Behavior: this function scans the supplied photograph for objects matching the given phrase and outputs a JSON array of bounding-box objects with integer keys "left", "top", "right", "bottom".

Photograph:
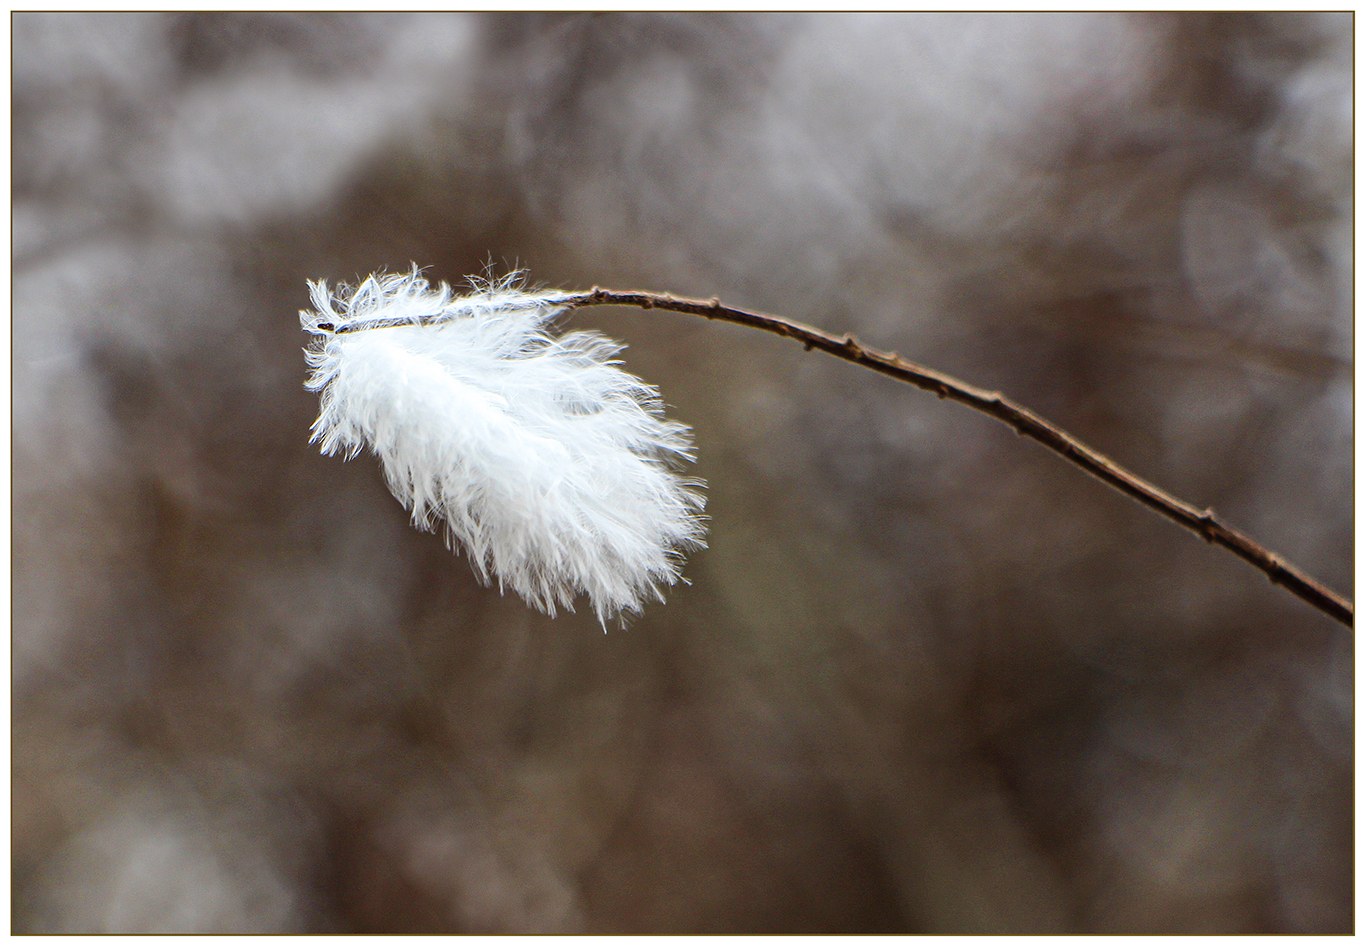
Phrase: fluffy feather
[{"left": 301, "top": 268, "right": 706, "bottom": 625}]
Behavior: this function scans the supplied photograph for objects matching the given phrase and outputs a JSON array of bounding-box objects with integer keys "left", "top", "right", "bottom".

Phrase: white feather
[{"left": 301, "top": 268, "right": 706, "bottom": 625}]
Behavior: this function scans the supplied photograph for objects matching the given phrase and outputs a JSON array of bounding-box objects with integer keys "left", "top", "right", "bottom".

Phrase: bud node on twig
[{"left": 1266, "top": 556, "right": 1286, "bottom": 583}]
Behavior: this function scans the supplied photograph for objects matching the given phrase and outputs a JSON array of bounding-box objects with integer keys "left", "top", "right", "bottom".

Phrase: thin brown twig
[
  {"left": 560, "top": 288, "right": 1352, "bottom": 630},
  {"left": 327, "top": 286, "right": 1353, "bottom": 629}
]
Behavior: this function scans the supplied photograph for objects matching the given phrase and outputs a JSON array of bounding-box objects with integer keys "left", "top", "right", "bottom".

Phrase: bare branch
[{"left": 557, "top": 288, "right": 1353, "bottom": 629}]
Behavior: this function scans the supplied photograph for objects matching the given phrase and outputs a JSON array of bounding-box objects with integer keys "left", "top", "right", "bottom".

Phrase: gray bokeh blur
[{"left": 12, "top": 12, "right": 1352, "bottom": 933}]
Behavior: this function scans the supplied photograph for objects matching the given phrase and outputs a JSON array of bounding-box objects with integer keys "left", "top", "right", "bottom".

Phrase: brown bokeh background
[{"left": 12, "top": 12, "right": 1352, "bottom": 933}]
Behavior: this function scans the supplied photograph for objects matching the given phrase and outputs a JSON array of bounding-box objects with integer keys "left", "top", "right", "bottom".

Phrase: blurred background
[{"left": 11, "top": 12, "right": 1353, "bottom": 933}]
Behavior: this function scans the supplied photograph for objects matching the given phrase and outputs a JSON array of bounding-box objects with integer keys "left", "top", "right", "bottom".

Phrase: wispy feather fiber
[{"left": 301, "top": 269, "right": 706, "bottom": 624}]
